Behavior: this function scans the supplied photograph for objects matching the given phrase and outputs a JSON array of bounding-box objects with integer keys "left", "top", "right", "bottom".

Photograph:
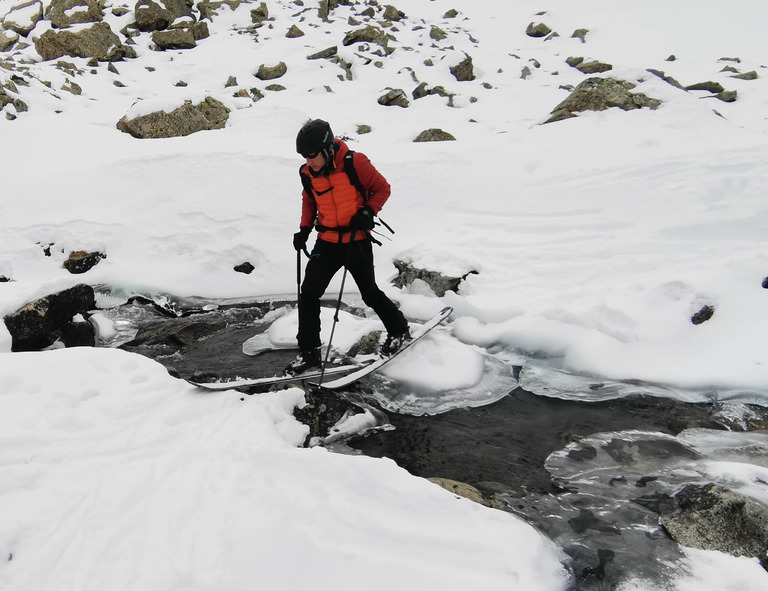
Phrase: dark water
[{"left": 101, "top": 292, "right": 768, "bottom": 590}]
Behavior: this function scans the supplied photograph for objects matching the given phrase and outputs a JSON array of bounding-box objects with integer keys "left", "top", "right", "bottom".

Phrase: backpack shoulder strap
[
  {"left": 343, "top": 150, "right": 370, "bottom": 201},
  {"left": 299, "top": 165, "right": 314, "bottom": 198}
]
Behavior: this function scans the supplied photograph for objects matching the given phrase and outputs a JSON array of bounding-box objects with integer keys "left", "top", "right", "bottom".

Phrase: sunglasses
[{"left": 303, "top": 152, "right": 319, "bottom": 159}]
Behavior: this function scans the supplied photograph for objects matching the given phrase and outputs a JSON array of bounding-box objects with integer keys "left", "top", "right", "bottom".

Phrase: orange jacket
[{"left": 299, "top": 139, "right": 391, "bottom": 244}]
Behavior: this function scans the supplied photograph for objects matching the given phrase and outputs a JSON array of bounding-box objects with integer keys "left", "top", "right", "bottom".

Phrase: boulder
[
  {"left": 34, "top": 22, "right": 135, "bottom": 62},
  {"left": 662, "top": 484, "right": 768, "bottom": 569},
  {"left": 63, "top": 250, "right": 105, "bottom": 274},
  {"left": 391, "top": 260, "right": 477, "bottom": 296},
  {"left": 450, "top": 54, "right": 475, "bottom": 81},
  {"left": 413, "top": 128, "right": 455, "bottom": 142},
  {"left": 152, "top": 27, "right": 196, "bottom": 49},
  {"left": 377, "top": 88, "right": 408, "bottom": 107},
  {"left": 3, "top": 284, "right": 96, "bottom": 351},
  {"left": 46, "top": 0, "right": 104, "bottom": 29},
  {"left": 135, "top": 0, "right": 195, "bottom": 32},
  {"left": 546, "top": 77, "right": 662, "bottom": 123},
  {"left": 255, "top": 61, "right": 287, "bottom": 80},
  {"left": 116, "top": 96, "right": 230, "bottom": 138},
  {"left": 382, "top": 5, "right": 404, "bottom": 21},
  {"left": 2, "top": 0, "right": 43, "bottom": 37},
  {"left": 0, "top": 28, "right": 19, "bottom": 52},
  {"left": 526, "top": 22, "right": 551, "bottom": 38},
  {"left": 342, "top": 24, "right": 390, "bottom": 53}
]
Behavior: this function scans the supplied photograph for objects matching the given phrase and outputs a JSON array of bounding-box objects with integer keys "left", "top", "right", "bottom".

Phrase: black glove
[
  {"left": 293, "top": 227, "right": 311, "bottom": 251},
  {"left": 349, "top": 205, "right": 375, "bottom": 232}
]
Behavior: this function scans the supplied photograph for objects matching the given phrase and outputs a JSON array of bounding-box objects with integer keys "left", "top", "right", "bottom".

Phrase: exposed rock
[
  {"left": 135, "top": 0, "right": 195, "bottom": 32},
  {"left": 449, "top": 53, "right": 475, "bottom": 81},
  {"left": 391, "top": 260, "right": 477, "bottom": 296},
  {"left": 190, "top": 21, "right": 209, "bottom": 40},
  {"left": 428, "top": 478, "right": 494, "bottom": 507},
  {"left": 413, "top": 128, "right": 455, "bottom": 142},
  {"left": 685, "top": 81, "right": 725, "bottom": 93},
  {"left": 0, "top": 28, "right": 19, "bottom": 52},
  {"left": 3, "top": 284, "right": 96, "bottom": 351},
  {"left": 63, "top": 250, "right": 105, "bottom": 274},
  {"left": 377, "top": 87, "right": 408, "bottom": 107},
  {"left": 347, "top": 330, "right": 382, "bottom": 356},
  {"left": 762, "top": 276, "right": 768, "bottom": 289},
  {"left": 294, "top": 386, "right": 360, "bottom": 446},
  {"left": 250, "top": 1, "right": 268, "bottom": 26},
  {"left": 731, "top": 70, "right": 758, "bottom": 81},
  {"left": 61, "top": 79, "right": 82, "bottom": 95},
  {"left": 286, "top": 24, "right": 304, "bottom": 38},
  {"left": 234, "top": 262, "right": 254, "bottom": 274},
  {"left": 661, "top": 484, "right": 768, "bottom": 569},
  {"left": 124, "top": 317, "right": 225, "bottom": 349},
  {"left": 46, "top": 0, "right": 103, "bottom": 29},
  {"left": 342, "top": 24, "right": 390, "bottom": 53},
  {"left": 525, "top": 22, "right": 551, "bottom": 38},
  {"left": 647, "top": 68, "right": 684, "bottom": 90},
  {"left": 116, "top": 96, "right": 230, "bottom": 138},
  {"left": 545, "top": 77, "right": 662, "bottom": 124},
  {"left": 572, "top": 28, "right": 588, "bottom": 43},
  {"left": 429, "top": 25, "right": 447, "bottom": 41},
  {"left": 567, "top": 57, "right": 613, "bottom": 74},
  {"left": 3, "top": 0, "right": 43, "bottom": 37},
  {"left": 34, "top": 22, "right": 135, "bottom": 62},
  {"left": 715, "top": 90, "right": 738, "bottom": 103},
  {"left": 307, "top": 46, "right": 337, "bottom": 60},
  {"left": 356, "top": 124, "right": 371, "bottom": 134},
  {"left": 255, "top": 61, "right": 287, "bottom": 80},
  {"left": 691, "top": 305, "right": 715, "bottom": 325},
  {"left": 152, "top": 28, "right": 196, "bottom": 49},
  {"left": 382, "top": 5, "right": 404, "bottom": 21}
]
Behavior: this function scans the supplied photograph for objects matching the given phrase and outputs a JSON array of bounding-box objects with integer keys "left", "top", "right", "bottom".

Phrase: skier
[{"left": 286, "top": 119, "right": 411, "bottom": 375}]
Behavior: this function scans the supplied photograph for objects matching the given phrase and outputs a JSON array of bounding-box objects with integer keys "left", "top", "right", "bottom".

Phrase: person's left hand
[{"left": 350, "top": 205, "right": 375, "bottom": 231}]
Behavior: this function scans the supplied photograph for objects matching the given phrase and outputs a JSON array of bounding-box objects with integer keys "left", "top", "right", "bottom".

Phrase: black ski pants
[{"left": 297, "top": 237, "right": 408, "bottom": 351}]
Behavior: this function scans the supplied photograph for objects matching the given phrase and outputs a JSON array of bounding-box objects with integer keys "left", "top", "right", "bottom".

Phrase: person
[{"left": 286, "top": 119, "right": 411, "bottom": 375}]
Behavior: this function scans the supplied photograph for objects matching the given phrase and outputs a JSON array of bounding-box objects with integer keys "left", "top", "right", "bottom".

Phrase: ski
[
  {"left": 188, "top": 362, "right": 367, "bottom": 391},
  {"left": 312, "top": 306, "right": 453, "bottom": 390}
]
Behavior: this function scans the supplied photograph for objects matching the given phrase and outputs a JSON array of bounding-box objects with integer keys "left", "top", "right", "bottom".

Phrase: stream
[{"left": 95, "top": 287, "right": 768, "bottom": 590}]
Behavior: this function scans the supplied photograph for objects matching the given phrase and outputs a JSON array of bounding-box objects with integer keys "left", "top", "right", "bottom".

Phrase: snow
[{"left": 2, "top": 0, "right": 768, "bottom": 588}]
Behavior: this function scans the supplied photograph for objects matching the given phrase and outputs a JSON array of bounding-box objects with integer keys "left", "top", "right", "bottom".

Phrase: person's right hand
[{"left": 293, "top": 227, "right": 312, "bottom": 251}]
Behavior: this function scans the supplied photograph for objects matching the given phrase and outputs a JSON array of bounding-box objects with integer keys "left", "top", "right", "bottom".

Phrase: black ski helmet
[{"left": 296, "top": 119, "right": 334, "bottom": 158}]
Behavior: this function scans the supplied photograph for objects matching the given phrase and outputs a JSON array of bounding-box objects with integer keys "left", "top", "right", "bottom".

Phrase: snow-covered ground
[{"left": 2, "top": 0, "right": 768, "bottom": 588}]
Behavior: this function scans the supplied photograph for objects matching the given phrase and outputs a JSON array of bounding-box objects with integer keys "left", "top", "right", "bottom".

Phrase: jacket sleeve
[
  {"left": 353, "top": 152, "right": 391, "bottom": 214},
  {"left": 299, "top": 171, "right": 317, "bottom": 228}
]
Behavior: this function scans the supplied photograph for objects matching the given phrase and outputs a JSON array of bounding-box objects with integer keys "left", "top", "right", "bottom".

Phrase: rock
[
  {"left": 34, "top": 22, "right": 135, "bottom": 62},
  {"left": 413, "top": 128, "right": 456, "bottom": 142},
  {"left": 255, "top": 61, "right": 287, "bottom": 80},
  {"left": 152, "top": 28, "right": 196, "bottom": 49},
  {"left": 762, "top": 277, "right": 768, "bottom": 289},
  {"left": 46, "top": 0, "right": 103, "bottom": 29},
  {"left": 286, "top": 24, "right": 304, "bottom": 38},
  {"left": 685, "top": 81, "right": 725, "bottom": 93},
  {"left": 731, "top": 70, "right": 758, "bottom": 80},
  {"left": 356, "top": 124, "right": 371, "bottom": 134},
  {"left": 449, "top": 53, "right": 475, "bottom": 81},
  {"left": 3, "top": 0, "right": 43, "bottom": 37},
  {"left": 429, "top": 25, "right": 447, "bottom": 41},
  {"left": 307, "top": 46, "right": 337, "bottom": 60},
  {"left": 250, "top": 1, "right": 268, "bottom": 26},
  {"left": 428, "top": 478, "right": 492, "bottom": 507},
  {"left": 691, "top": 305, "right": 715, "bottom": 325},
  {"left": 545, "top": 77, "right": 662, "bottom": 124},
  {"left": 391, "top": 260, "right": 477, "bottom": 296},
  {"left": 346, "top": 330, "right": 382, "bottom": 356},
  {"left": 661, "top": 484, "right": 768, "bottom": 568},
  {"left": 60, "top": 317, "right": 96, "bottom": 347},
  {"left": 377, "top": 88, "right": 409, "bottom": 107},
  {"left": 575, "top": 60, "right": 612, "bottom": 74},
  {"left": 116, "top": 96, "right": 230, "bottom": 138},
  {"left": 293, "top": 386, "right": 360, "bottom": 446},
  {"left": 234, "top": 262, "right": 254, "bottom": 274},
  {"left": 525, "top": 22, "right": 551, "bottom": 38},
  {"left": 342, "top": 24, "right": 389, "bottom": 53},
  {"left": 0, "top": 28, "right": 19, "bottom": 52},
  {"left": 647, "top": 69, "right": 684, "bottom": 90},
  {"left": 572, "top": 28, "right": 588, "bottom": 43},
  {"left": 63, "top": 250, "right": 105, "bottom": 274},
  {"left": 715, "top": 90, "right": 738, "bottom": 103},
  {"left": 135, "top": 0, "right": 195, "bottom": 32},
  {"left": 3, "top": 284, "right": 96, "bottom": 351},
  {"left": 382, "top": 5, "right": 404, "bottom": 21}
]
